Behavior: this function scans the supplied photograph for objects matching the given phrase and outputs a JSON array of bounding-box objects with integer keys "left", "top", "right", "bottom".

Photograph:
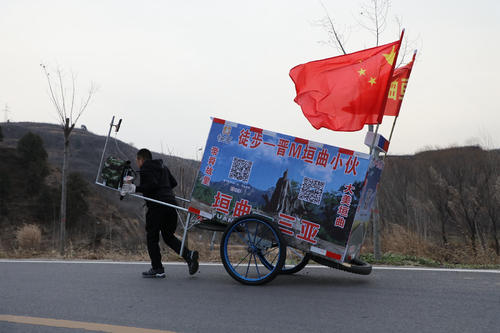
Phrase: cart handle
[{"left": 95, "top": 182, "right": 189, "bottom": 212}]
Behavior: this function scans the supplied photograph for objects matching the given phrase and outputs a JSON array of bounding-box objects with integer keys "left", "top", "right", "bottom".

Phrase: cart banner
[
  {"left": 190, "top": 118, "right": 372, "bottom": 249},
  {"left": 354, "top": 158, "right": 384, "bottom": 224},
  {"left": 345, "top": 157, "right": 385, "bottom": 260}
]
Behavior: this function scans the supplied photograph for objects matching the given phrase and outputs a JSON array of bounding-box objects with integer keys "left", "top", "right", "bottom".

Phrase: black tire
[
  {"left": 220, "top": 214, "right": 286, "bottom": 285},
  {"left": 346, "top": 258, "right": 372, "bottom": 275},
  {"left": 310, "top": 256, "right": 372, "bottom": 275},
  {"left": 280, "top": 248, "right": 311, "bottom": 275}
]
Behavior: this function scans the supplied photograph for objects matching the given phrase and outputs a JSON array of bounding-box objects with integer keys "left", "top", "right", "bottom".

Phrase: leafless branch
[
  {"left": 74, "top": 83, "right": 96, "bottom": 125},
  {"left": 394, "top": 16, "right": 417, "bottom": 67},
  {"left": 318, "top": 1, "right": 347, "bottom": 55},
  {"left": 40, "top": 64, "right": 64, "bottom": 124},
  {"left": 40, "top": 64, "right": 96, "bottom": 133},
  {"left": 357, "top": 0, "right": 390, "bottom": 46},
  {"left": 57, "top": 68, "right": 67, "bottom": 121},
  {"left": 70, "top": 72, "right": 76, "bottom": 122}
]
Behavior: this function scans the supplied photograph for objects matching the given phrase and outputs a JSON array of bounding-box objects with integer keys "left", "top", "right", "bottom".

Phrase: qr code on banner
[
  {"left": 229, "top": 157, "right": 253, "bottom": 182},
  {"left": 298, "top": 177, "right": 325, "bottom": 205}
]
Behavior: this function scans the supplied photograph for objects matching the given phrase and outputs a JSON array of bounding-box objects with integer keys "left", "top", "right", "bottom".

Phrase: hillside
[
  {"left": 375, "top": 145, "right": 500, "bottom": 264},
  {"left": 1, "top": 122, "right": 197, "bottom": 182}
]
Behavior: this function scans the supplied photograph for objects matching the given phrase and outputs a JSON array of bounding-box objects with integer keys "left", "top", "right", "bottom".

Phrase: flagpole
[
  {"left": 383, "top": 116, "right": 398, "bottom": 159},
  {"left": 383, "top": 50, "right": 417, "bottom": 160},
  {"left": 369, "top": 29, "right": 405, "bottom": 156}
]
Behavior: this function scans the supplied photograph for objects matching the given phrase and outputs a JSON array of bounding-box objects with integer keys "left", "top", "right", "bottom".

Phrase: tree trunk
[
  {"left": 492, "top": 220, "right": 500, "bottom": 256},
  {"left": 487, "top": 209, "right": 500, "bottom": 256},
  {"left": 441, "top": 218, "right": 448, "bottom": 245},
  {"left": 476, "top": 220, "right": 487, "bottom": 252},
  {"left": 59, "top": 136, "right": 69, "bottom": 255},
  {"left": 470, "top": 227, "right": 477, "bottom": 255}
]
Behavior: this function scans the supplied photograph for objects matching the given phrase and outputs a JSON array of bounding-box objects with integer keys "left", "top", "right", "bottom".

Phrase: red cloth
[
  {"left": 383, "top": 55, "right": 415, "bottom": 117},
  {"left": 290, "top": 39, "right": 401, "bottom": 131}
]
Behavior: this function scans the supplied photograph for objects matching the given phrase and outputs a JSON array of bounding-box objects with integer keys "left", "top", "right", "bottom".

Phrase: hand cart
[{"left": 95, "top": 116, "right": 386, "bottom": 285}]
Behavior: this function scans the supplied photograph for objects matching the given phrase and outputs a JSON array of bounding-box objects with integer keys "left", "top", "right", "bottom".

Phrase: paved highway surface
[{"left": 1, "top": 260, "right": 499, "bottom": 333}]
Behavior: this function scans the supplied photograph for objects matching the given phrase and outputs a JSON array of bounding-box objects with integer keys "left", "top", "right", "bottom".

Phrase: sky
[{"left": 1, "top": 0, "right": 499, "bottom": 160}]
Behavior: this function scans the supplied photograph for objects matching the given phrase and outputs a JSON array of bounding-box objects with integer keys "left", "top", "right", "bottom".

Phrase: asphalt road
[{"left": 0, "top": 260, "right": 499, "bottom": 333}]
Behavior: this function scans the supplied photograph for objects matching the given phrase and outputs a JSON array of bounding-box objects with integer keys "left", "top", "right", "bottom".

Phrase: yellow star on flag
[
  {"left": 357, "top": 68, "right": 366, "bottom": 76},
  {"left": 383, "top": 46, "right": 396, "bottom": 65},
  {"left": 368, "top": 77, "right": 376, "bottom": 86}
]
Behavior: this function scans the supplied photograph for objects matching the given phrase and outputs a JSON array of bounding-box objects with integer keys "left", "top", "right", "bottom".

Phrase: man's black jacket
[{"left": 136, "top": 159, "right": 177, "bottom": 207}]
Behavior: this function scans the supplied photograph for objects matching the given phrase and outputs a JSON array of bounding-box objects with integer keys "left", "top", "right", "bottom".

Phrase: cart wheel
[
  {"left": 310, "top": 255, "right": 372, "bottom": 275},
  {"left": 260, "top": 247, "right": 310, "bottom": 275},
  {"left": 280, "top": 248, "right": 311, "bottom": 275},
  {"left": 220, "top": 214, "right": 286, "bottom": 285}
]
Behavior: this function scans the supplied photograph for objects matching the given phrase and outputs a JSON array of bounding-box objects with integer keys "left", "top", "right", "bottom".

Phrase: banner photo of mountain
[{"left": 190, "top": 118, "right": 375, "bottom": 256}]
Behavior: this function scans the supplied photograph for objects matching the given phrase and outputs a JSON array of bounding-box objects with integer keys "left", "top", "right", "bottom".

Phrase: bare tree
[
  {"left": 476, "top": 135, "right": 500, "bottom": 255},
  {"left": 426, "top": 166, "right": 460, "bottom": 246},
  {"left": 159, "top": 144, "right": 200, "bottom": 204},
  {"left": 40, "top": 64, "right": 96, "bottom": 255},
  {"left": 476, "top": 151, "right": 500, "bottom": 255},
  {"left": 492, "top": 176, "right": 500, "bottom": 255}
]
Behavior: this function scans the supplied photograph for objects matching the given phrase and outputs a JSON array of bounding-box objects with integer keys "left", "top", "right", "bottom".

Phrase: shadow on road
[{"left": 185, "top": 265, "right": 374, "bottom": 289}]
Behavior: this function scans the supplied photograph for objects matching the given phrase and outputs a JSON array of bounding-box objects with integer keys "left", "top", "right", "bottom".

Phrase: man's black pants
[{"left": 145, "top": 204, "right": 189, "bottom": 270}]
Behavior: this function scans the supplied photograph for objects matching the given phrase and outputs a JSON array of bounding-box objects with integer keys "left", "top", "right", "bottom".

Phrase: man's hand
[{"left": 120, "top": 183, "right": 136, "bottom": 197}]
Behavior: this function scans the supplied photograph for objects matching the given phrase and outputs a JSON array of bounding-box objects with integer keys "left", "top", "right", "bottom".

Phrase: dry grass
[
  {"left": 16, "top": 224, "right": 42, "bottom": 252},
  {"left": 3, "top": 222, "right": 499, "bottom": 267},
  {"left": 362, "top": 223, "right": 499, "bottom": 266}
]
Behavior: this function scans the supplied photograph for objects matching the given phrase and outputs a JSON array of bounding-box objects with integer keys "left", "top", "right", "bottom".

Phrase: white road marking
[{"left": 0, "top": 259, "right": 499, "bottom": 273}]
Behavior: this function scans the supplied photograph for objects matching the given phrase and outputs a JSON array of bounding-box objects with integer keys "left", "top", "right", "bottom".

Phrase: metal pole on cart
[
  {"left": 384, "top": 50, "right": 417, "bottom": 160},
  {"left": 95, "top": 116, "right": 122, "bottom": 184},
  {"left": 383, "top": 116, "right": 399, "bottom": 160},
  {"left": 95, "top": 116, "right": 194, "bottom": 259},
  {"left": 368, "top": 124, "right": 382, "bottom": 260}
]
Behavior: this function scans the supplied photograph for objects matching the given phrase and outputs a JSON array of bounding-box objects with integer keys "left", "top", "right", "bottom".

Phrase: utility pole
[{"left": 3, "top": 104, "right": 10, "bottom": 122}]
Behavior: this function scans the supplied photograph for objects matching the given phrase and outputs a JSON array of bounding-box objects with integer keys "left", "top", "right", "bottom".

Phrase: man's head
[{"left": 136, "top": 148, "right": 152, "bottom": 168}]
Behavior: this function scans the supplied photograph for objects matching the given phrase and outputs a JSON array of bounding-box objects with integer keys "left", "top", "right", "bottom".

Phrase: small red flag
[
  {"left": 383, "top": 53, "right": 415, "bottom": 117},
  {"left": 290, "top": 38, "right": 402, "bottom": 132}
]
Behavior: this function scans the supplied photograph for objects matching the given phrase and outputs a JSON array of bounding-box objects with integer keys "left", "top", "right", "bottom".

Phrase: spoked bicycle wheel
[
  {"left": 220, "top": 214, "right": 286, "bottom": 285},
  {"left": 261, "top": 247, "right": 310, "bottom": 274},
  {"left": 280, "top": 248, "right": 311, "bottom": 275}
]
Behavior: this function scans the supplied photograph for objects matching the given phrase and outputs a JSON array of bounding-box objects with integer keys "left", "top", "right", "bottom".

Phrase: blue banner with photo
[{"left": 190, "top": 118, "right": 372, "bottom": 248}]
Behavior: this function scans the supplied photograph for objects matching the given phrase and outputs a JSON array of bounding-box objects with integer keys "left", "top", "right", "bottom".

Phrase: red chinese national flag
[
  {"left": 383, "top": 53, "right": 415, "bottom": 117},
  {"left": 290, "top": 38, "right": 402, "bottom": 132}
]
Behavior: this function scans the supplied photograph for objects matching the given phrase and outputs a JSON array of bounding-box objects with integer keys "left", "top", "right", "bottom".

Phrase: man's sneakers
[
  {"left": 186, "top": 250, "right": 199, "bottom": 275},
  {"left": 142, "top": 251, "right": 199, "bottom": 278},
  {"left": 142, "top": 267, "right": 166, "bottom": 278}
]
